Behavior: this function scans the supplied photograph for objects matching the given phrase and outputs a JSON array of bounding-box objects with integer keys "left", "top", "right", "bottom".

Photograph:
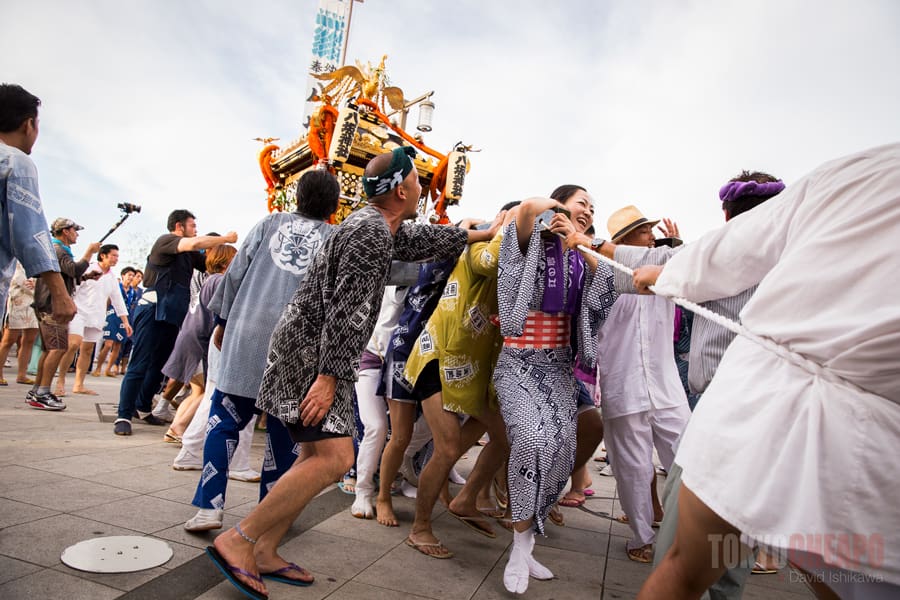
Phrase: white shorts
[{"left": 68, "top": 313, "right": 103, "bottom": 343}]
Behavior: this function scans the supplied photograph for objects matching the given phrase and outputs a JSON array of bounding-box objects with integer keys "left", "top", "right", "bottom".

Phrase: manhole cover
[{"left": 61, "top": 536, "right": 173, "bottom": 573}]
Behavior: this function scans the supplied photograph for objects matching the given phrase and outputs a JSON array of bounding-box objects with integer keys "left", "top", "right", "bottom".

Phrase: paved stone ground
[{"left": 0, "top": 365, "right": 816, "bottom": 599}]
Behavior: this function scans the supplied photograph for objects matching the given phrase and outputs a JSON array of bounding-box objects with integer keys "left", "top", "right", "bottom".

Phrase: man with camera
[{"left": 114, "top": 210, "right": 236, "bottom": 436}]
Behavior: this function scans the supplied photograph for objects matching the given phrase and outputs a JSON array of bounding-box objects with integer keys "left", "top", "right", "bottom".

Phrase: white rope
[{"left": 568, "top": 238, "right": 869, "bottom": 395}]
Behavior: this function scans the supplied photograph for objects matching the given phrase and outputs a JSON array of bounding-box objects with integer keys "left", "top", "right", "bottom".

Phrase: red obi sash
[{"left": 503, "top": 311, "right": 570, "bottom": 349}]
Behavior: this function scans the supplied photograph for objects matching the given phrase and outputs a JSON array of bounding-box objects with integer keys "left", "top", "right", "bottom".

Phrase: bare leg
[
  {"left": 564, "top": 408, "right": 604, "bottom": 504},
  {"left": 409, "top": 392, "right": 463, "bottom": 554},
  {"left": 168, "top": 376, "right": 205, "bottom": 436},
  {"left": 637, "top": 484, "right": 749, "bottom": 599},
  {"left": 72, "top": 341, "right": 96, "bottom": 393},
  {"left": 376, "top": 399, "right": 416, "bottom": 527},
  {"left": 449, "top": 406, "right": 508, "bottom": 522},
  {"left": 38, "top": 349, "right": 66, "bottom": 389},
  {"left": 0, "top": 327, "right": 18, "bottom": 374},
  {"left": 55, "top": 334, "right": 82, "bottom": 395},
  {"left": 162, "top": 377, "right": 184, "bottom": 403},
  {"left": 212, "top": 436, "right": 354, "bottom": 597},
  {"left": 651, "top": 472, "right": 664, "bottom": 521},
  {"left": 33, "top": 348, "right": 48, "bottom": 389},
  {"left": 93, "top": 341, "right": 112, "bottom": 376},
  {"left": 15, "top": 329, "right": 37, "bottom": 382},
  {"left": 104, "top": 342, "right": 121, "bottom": 374}
]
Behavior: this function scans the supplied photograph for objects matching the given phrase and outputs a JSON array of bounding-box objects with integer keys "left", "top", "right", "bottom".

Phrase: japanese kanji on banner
[{"left": 303, "top": 0, "right": 353, "bottom": 130}]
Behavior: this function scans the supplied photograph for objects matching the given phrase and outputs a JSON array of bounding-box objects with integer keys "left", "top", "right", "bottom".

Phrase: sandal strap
[
  {"left": 228, "top": 563, "right": 264, "bottom": 583},
  {"left": 268, "top": 562, "right": 306, "bottom": 575}
]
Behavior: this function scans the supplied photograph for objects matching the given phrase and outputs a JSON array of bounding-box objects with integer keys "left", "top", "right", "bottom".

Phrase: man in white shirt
[
  {"left": 56, "top": 244, "right": 131, "bottom": 396},
  {"left": 595, "top": 205, "right": 691, "bottom": 564},
  {"left": 634, "top": 143, "right": 900, "bottom": 599}
]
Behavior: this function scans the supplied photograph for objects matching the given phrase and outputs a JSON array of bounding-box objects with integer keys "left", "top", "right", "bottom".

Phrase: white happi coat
[{"left": 653, "top": 143, "right": 900, "bottom": 584}]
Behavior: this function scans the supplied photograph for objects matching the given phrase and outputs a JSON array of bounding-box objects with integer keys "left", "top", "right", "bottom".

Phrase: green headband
[{"left": 362, "top": 146, "right": 417, "bottom": 198}]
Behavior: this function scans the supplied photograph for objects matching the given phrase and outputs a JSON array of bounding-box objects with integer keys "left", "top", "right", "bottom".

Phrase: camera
[{"left": 117, "top": 202, "right": 142, "bottom": 214}]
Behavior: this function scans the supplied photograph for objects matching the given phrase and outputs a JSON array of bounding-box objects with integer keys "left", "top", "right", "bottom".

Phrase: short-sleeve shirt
[
  {"left": 0, "top": 142, "right": 58, "bottom": 324},
  {"left": 143, "top": 233, "right": 205, "bottom": 288}
]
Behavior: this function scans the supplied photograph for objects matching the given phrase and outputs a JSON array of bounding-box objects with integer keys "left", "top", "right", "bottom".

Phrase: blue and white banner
[{"left": 303, "top": 0, "right": 353, "bottom": 129}]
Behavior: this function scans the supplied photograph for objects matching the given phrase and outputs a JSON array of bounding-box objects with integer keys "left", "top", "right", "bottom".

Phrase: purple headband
[{"left": 718, "top": 180, "right": 785, "bottom": 202}]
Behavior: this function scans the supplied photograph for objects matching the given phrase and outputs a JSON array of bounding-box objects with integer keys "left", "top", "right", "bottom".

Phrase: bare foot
[
  {"left": 376, "top": 497, "right": 398, "bottom": 527},
  {"left": 406, "top": 530, "right": 453, "bottom": 558},
  {"left": 212, "top": 528, "right": 267, "bottom": 597},
  {"left": 72, "top": 387, "right": 98, "bottom": 395},
  {"left": 90, "top": 370, "right": 101, "bottom": 377},
  {"left": 54, "top": 385, "right": 66, "bottom": 397}
]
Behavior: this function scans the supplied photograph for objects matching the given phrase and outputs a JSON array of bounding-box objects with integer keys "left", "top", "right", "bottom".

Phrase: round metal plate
[{"left": 61, "top": 536, "right": 173, "bottom": 573}]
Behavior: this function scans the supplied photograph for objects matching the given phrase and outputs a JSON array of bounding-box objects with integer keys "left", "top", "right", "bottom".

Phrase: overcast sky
[{"left": 3, "top": 0, "right": 899, "bottom": 266}]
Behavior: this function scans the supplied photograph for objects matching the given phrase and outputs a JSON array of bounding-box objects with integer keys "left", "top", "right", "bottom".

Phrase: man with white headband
[{"left": 204, "top": 146, "right": 497, "bottom": 600}]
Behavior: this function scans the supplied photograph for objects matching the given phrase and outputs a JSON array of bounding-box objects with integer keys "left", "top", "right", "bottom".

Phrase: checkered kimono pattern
[
  {"left": 256, "top": 206, "right": 468, "bottom": 437},
  {"left": 494, "top": 220, "right": 617, "bottom": 534}
]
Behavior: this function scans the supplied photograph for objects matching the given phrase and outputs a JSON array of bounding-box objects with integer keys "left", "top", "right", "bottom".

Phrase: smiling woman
[{"left": 492, "top": 184, "right": 616, "bottom": 594}]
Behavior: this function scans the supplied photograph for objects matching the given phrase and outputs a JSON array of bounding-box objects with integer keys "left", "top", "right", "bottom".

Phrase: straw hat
[{"left": 607, "top": 205, "right": 659, "bottom": 243}]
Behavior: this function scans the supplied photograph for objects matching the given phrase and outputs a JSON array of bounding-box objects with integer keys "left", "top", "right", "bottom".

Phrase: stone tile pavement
[{"left": 0, "top": 367, "right": 816, "bottom": 599}]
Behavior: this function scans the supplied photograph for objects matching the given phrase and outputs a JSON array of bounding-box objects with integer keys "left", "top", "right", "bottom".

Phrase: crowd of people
[{"left": 2, "top": 82, "right": 897, "bottom": 600}]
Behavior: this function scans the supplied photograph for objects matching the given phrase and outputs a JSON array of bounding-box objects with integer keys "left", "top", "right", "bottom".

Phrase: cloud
[{"left": 2, "top": 0, "right": 898, "bottom": 257}]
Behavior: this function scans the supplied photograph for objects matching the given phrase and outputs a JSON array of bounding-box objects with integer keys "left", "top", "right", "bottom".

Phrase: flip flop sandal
[
  {"left": 751, "top": 561, "right": 779, "bottom": 574},
  {"left": 205, "top": 546, "right": 268, "bottom": 600},
  {"left": 164, "top": 431, "right": 182, "bottom": 444},
  {"left": 16, "top": 377, "right": 35, "bottom": 385},
  {"left": 0, "top": 378, "right": 7, "bottom": 386},
  {"left": 260, "top": 562, "right": 314, "bottom": 586},
  {"left": 405, "top": 536, "right": 454, "bottom": 559},
  {"left": 73, "top": 389, "right": 99, "bottom": 395},
  {"left": 559, "top": 489, "right": 587, "bottom": 507},
  {"left": 558, "top": 496, "right": 586, "bottom": 508},
  {"left": 477, "top": 504, "right": 505, "bottom": 518},
  {"left": 448, "top": 510, "right": 496, "bottom": 538},
  {"left": 548, "top": 506, "right": 565, "bottom": 527},
  {"left": 337, "top": 476, "right": 356, "bottom": 495},
  {"left": 583, "top": 488, "right": 595, "bottom": 496}
]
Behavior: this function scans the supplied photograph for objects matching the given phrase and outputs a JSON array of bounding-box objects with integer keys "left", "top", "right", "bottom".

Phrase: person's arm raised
[
  {"left": 515, "top": 197, "right": 558, "bottom": 254},
  {"left": 177, "top": 231, "right": 238, "bottom": 252}
]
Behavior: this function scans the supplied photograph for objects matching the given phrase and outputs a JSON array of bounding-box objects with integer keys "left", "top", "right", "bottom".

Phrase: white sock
[
  {"left": 400, "top": 480, "right": 418, "bottom": 498},
  {"left": 527, "top": 554, "right": 554, "bottom": 580},
  {"left": 351, "top": 493, "right": 375, "bottom": 518},
  {"left": 196, "top": 508, "right": 220, "bottom": 518},
  {"left": 504, "top": 529, "right": 533, "bottom": 594}
]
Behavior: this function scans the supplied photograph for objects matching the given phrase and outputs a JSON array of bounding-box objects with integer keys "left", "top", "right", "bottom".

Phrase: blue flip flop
[
  {"left": 205, "top": 546, "right": 268, "bottom": 600},
  {"left": 261, "top": 562, "right": 314, "bottom": 586}
]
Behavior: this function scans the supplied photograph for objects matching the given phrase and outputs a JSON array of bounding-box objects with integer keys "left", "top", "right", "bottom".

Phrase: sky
[{"left": 3, "top": 0, "right": 899, "bottom": 267}]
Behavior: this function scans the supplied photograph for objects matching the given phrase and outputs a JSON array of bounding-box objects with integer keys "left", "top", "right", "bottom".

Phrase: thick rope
[{"left": 566, "top": 236, "right": 870, "bottom": 395}]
